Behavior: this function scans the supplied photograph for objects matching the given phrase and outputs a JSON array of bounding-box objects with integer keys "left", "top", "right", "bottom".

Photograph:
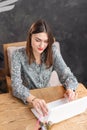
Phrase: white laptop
[{"left": 31, "top": 96, "right": 87, "bottom": 123}]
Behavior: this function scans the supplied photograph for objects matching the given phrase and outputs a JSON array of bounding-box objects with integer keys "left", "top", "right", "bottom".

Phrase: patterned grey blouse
[{"left": 11, "top": 43, "right": 78, "bottom": 104}]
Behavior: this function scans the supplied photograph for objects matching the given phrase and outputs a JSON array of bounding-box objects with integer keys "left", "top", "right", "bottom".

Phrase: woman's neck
[{"left": 33, "top": 52, "right": 41, "bottom": 64}]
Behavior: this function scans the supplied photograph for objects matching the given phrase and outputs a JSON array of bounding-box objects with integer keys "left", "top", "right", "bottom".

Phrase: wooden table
[{"left": 0, "top": 84, "right": 87, "bottom": 130}]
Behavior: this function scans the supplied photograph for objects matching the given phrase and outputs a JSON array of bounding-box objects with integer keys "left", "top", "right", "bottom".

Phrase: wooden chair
[{"left": 3, "top": 41, "right": 26, "bottom": 92}]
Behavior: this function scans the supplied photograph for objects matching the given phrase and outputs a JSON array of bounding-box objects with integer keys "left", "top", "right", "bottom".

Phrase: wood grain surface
[{"left": 0, "top": 83, "right": 87, "bottom": 130}]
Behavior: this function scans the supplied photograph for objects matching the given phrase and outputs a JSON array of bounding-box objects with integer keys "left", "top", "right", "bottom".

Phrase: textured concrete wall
[{"left": 0, "top": 0, "right": 87, "bottom": 86}]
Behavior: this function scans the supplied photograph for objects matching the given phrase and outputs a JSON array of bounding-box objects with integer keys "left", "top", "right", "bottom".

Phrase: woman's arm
[
  {"left": 52, "top": 44, "right": 78, "bottom": 100},
  {"left": 11, "top": 50, "right": 30, "bottom": 104}
]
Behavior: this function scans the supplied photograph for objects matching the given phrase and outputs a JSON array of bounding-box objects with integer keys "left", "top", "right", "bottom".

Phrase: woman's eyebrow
[
  {"left": 35, "top": 37, "right": 41, "bottom": 40},
  {"left": 35, "top": 37, "right": 48, "bottom": 42}
]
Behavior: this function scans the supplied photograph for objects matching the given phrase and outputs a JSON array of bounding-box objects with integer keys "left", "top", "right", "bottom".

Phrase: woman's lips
[{"left": 38, "top": 48, "right": 43, "bottom": 51}]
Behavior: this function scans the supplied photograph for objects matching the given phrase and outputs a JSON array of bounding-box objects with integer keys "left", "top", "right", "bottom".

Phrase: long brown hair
[{"left": 26, "top": 19, "right": 54, "bottom": 68}]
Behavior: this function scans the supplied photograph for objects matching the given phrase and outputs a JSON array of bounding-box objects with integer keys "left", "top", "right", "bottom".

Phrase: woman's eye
[
  {"left": 45, "top": 41, "right": 48, "bottom": 44},
  {"left": 44, "top": 40, "right": 48, "bottom": 44},
  {"left": 35, "top": 39, "right": 40, "bottom": 42}
]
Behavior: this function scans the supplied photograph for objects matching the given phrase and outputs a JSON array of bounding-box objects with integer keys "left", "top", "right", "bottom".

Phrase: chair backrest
[
  {"left": 3, "top": 41, "right": 60, "bottom": 77},
  {"left": 3, "top": 41, "right": 26, "bottom": 76}
]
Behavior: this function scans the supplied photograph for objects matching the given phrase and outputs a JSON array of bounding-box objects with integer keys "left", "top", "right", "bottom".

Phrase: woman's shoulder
[
  {"left": 12, "top": 47, "right": 26, "bottom": 60},
  {"left": 17, "top": 46, "right": 26, "bottom": 54},
  {"left": 52, "top": 41, "right": 61, "bottom": 54}
]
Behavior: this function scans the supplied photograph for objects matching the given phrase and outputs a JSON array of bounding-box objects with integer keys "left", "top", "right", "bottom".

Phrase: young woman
[{"left": 11, "top": 19, "right": 78, "bottom": 116}]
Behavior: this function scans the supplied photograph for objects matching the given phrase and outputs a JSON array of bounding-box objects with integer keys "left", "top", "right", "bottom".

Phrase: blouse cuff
[{"left": 64, "top": 78, "right": 78, "bottom": 91}]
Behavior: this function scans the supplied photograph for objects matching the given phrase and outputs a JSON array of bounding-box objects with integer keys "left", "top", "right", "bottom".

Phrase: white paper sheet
[{"left": 31, "top": 96, "right": 87, "bottom": 123}]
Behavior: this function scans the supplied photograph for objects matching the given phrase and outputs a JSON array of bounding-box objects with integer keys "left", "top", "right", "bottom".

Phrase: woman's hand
[
  {"left": 32, "top": 98, "right": 48, "bottom": 116},
  {"left": 27, "top": 94, "right": 48, "bottom": 116},
  {"left": 64, "top": 89, "right": 78, "bottom": 101}
]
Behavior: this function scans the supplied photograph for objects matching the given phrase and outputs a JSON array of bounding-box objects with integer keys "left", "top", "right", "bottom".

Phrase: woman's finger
[
  {"left": 35, "top": 105, "right": 43, "bottom": 116},
  {"left": 32, "top": 98, "right": 48, "bottom": 116},
  {"left": 64, "top": 89, "right": 78, "bottom": 101},
  {"left": 39, "top": 100, "right": 48, "bottom": 116}
]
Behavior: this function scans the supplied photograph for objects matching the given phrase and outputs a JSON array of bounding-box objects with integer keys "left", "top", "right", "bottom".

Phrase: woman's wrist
[
  {"left": 66, "top": 88, "right": 76, "bottom": 92},
  {"left": 26, "top": 94, "right": 36, "bottom": 103},
  {"left": 31, "top": 97, "right": 37, "bottom": 102}
]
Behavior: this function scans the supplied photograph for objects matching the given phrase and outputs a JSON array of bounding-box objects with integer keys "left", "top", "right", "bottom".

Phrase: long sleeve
[
  {"left": 52, "top": 44, "right": 78, "bottom": 91},
  {"left": 11, "top": 50, "right": 30, "bottom": 104}
]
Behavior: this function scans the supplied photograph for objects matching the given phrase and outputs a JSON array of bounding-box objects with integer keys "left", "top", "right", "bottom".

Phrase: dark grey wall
[{"left": 0, "top": 0, "right": 87, "bottom": 86}]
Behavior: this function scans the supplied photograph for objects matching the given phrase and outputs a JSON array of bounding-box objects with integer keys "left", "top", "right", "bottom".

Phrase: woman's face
[{"left": 31, "top": 32, "right": 48, "bottom": 55}]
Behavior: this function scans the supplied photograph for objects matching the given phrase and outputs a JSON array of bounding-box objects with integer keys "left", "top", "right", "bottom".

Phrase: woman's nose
[{"left": 39, "top": 42, "right": 44, "bottom": 48}]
